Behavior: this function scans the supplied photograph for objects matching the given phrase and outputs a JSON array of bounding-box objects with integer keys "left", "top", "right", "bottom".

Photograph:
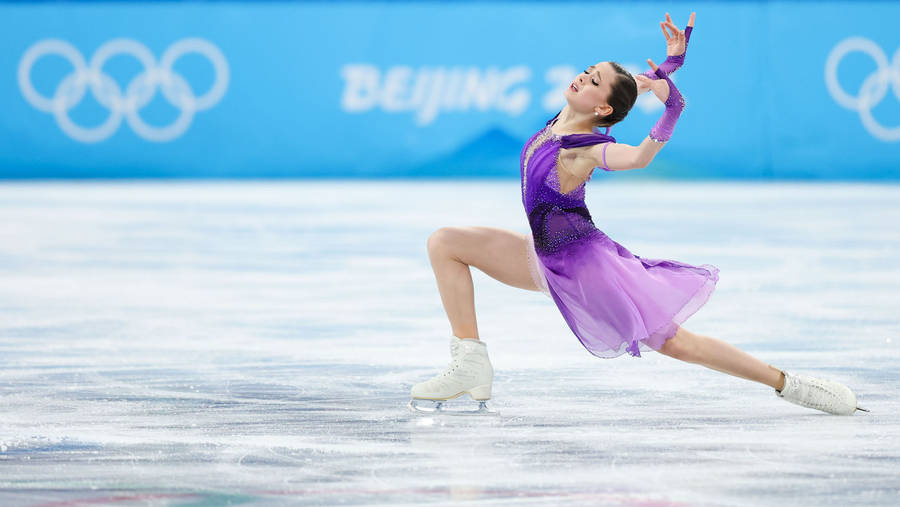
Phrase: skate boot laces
[
  {"left": 775, "top": 370, "right": 868, "bottom": 415},
  {"left": 430, "top": 340, "right": 489, "bottom": 385},
  {"left": 411, "top": 339, "right": 493, "bottom": 398}
]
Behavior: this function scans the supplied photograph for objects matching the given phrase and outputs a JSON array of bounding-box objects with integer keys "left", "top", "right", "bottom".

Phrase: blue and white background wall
[{"left": 1, "top": 0, "right": 898, "bottom": 179}]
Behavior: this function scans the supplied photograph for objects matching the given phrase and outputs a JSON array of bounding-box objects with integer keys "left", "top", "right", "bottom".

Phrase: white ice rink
[{"left": 0, "top": 181, "right": 898, "bottom": 505}]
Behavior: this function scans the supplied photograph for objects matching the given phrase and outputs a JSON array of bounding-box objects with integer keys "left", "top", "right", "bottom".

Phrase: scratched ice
[{"left": 0, "top": 181, "right": 898, "bottom": 506}]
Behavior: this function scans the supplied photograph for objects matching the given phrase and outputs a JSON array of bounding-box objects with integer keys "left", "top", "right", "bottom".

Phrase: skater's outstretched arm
[{"left": 588, "top": 59, "right": 685, "bottom": 171}]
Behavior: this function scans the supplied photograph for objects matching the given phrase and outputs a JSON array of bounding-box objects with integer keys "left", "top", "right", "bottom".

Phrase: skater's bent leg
[
  {"left": 657, "top": 326, "right": 786, "bottom": 390},
  {"left": 427, "top": 226, "right": 541, "bottom": 340}
]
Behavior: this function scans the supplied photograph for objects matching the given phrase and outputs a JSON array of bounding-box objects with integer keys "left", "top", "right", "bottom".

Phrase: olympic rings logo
[
  {"left": 18, "top": 38, "right": 229, "bottom": 143},
  {"left": 825, "top": 37, "right": 900, "bottom": 142}
]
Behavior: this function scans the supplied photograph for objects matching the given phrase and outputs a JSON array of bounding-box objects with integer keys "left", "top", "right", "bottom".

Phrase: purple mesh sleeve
[
  {"left": 639, "top": 25, "right": 693, "bottom": 81},
  {"left": 648, "top": 67, "right": 684, "bottom": 143}
]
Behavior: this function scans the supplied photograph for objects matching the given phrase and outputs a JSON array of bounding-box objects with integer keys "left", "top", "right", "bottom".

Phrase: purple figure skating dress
[{"left": 521, "top": 110, "right": 719, "bottom": 358}]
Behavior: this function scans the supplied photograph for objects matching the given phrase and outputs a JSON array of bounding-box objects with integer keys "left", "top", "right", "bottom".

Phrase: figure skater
[{"left": 409, "top": 13, "right": 867, "bottom": 416}]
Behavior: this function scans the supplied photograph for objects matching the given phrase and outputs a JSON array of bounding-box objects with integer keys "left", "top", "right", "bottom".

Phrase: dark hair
[{"left": 594, "top": 61, "right": 638, "bottom": 128}]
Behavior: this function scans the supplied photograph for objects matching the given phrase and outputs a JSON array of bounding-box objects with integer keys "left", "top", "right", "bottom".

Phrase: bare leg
[
  {"left": 427, "top": 226, "right": 542, "bottom": 340},
  {"left": 658, "top": 326, "right": 786, "bottom": 391}
]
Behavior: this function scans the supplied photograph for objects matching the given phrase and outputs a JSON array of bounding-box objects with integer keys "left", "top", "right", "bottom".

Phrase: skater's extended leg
[
  {"left": 657, "top": 326, "right": 786, "bottom": 390},
  {"left": 427, "top": 226, "right": 541, "bottom": 339},
  {"left": 659, "top": 326, "right": 866, "bottom": 414}
]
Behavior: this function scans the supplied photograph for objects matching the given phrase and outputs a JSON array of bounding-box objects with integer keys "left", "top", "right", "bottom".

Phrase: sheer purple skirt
[
  {"left": 525, "top": 232, "right": 552, "bottom": 298},
  {"left": 533, "top": 229, "right": 719, "bottom": 358}
]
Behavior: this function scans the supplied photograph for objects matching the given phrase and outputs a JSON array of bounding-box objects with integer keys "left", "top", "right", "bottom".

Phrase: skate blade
[{"left": 408, "top": 399, "right": 499, "bottom": 416}]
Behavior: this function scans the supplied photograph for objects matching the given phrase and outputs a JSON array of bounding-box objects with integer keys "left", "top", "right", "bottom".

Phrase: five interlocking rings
[
  {"left": 18, "top": 38, "right": 229, "bottom": 143},
  {"left": 825, "top": 36, "right": 900, "bottom": 142}
]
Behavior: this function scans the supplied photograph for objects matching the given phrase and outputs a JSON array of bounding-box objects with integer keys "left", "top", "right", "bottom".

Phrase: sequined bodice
[
  {"left": 520, "top": 111, "right": 616, "bottom": 256},
  {"left": 521, "top": 126, "right": 589, "bottom": 201}
]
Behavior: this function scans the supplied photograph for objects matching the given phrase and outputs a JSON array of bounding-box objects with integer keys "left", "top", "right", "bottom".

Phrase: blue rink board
[{"left": 0, "top": 1, "right": 898, "bottom": 179}]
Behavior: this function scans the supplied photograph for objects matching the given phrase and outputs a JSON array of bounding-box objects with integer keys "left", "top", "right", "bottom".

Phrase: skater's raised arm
[{"left": 589, "top": 59, "right": 685, "bottom": 171}]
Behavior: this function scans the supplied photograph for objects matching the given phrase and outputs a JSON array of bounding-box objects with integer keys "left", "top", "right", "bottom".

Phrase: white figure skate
[
  {"left": 775, "top": 370, "right": 869, "bottom": 415},
  {"left": 408, "top": 335, "right": 497, "bottom": 416}
]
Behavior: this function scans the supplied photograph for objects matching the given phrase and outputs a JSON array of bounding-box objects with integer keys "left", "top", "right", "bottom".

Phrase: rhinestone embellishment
[{"left": 522, "top": 126, "right": 555, "bottom": 201}]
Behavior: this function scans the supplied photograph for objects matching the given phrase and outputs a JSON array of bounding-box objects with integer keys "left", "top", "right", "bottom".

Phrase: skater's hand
[
  {"left": 634, "top": 74, "right": 652, "bottom": 95},
  {"left": 641, "top": 59, "right": 670, "bottom": 103},
  {"left": 659, "top": 12, "right": 695, "bottom": 57}
]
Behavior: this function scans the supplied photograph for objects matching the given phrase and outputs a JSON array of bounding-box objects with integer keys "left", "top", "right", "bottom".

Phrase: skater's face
[{"left": 566, "top": 61, "right": 615, "bottom": 118}]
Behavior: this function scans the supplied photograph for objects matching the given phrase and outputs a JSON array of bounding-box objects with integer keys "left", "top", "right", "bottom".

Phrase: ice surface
[{"left": 0, "top": 181, "right": 898, "bottom": 506}]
